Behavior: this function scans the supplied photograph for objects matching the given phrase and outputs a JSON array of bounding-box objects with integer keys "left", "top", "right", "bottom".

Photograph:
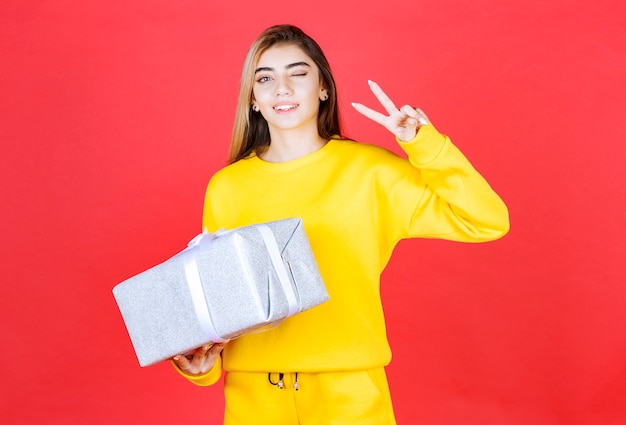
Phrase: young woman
[{"left": 172, "top": 24, "right": 509, "bottom": 424}]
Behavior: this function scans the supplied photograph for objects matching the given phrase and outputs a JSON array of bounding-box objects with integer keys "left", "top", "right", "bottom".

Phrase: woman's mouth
[{"left": 273, "top": 103, "right": 298, "bottom": 112}]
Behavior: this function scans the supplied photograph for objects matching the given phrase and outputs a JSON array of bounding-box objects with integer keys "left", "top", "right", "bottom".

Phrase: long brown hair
[{"left": 229, "top": 24, "right": 342, "bottom": 164}]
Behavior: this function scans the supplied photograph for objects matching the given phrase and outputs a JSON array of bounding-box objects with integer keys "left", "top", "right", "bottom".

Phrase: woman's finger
[
  {"left": 213, "top": 342, "right": 228, "bottom": 353},
  {"left": 351, "top": 102, "right": 388, "bottom": 126},
  {"left": 194, "top": 344, "right": 212, "bottom": 361},
  {"left": 367, "top": 80, "right": 398, "bottom": 114},
  {"left": 172, "top": 354, "right": 191, "bottom": 372},
  {"left": 400, "top": 105, "right": 429, "bottom": 127},
  {"left": 399, "top": 105, "right": 419, "bottom": 126},
  {"left": 400, "top": 105, "right": 418, "bottom": 118},
  {"left": 209, "top": 343, "right": 226, "bottom": 358},
  {"left": 415, "top": 108, "right": 429, "bottom": 125}
]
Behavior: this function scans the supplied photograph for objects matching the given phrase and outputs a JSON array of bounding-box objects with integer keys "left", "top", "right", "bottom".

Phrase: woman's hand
[
  {"left": 172, "top": 342, "right": 227, "bottom": 376},
  {"left": 352, "top": 80, "right": 429, "bottom": 142}
]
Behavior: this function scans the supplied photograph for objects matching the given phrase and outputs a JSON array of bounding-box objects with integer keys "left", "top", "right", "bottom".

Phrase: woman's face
[{"left": 252, "top": 43, "right": 327, "bottom": 135}]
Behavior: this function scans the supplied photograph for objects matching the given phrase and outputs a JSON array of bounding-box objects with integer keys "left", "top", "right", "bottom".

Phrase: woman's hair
[{"left": 229, "top": 24, "right": 342, "bottom": 164}]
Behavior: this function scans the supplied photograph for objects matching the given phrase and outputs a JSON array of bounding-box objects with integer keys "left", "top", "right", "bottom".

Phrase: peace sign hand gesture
[{"left": 352, "top": 80, "right": 429, "bottom": 143}]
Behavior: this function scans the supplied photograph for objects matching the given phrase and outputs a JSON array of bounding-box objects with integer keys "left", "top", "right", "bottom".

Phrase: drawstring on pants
[{"left": 268, "top": 372, "right": 299, "bottom": 391}]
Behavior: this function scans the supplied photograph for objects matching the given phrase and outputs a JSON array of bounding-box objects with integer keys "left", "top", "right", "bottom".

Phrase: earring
[
  {"left": 321, "top": 93, "right": 329, "bottom": 101},
  {"left": 252, "top": 104, "right": 259, "bottom": 112}
]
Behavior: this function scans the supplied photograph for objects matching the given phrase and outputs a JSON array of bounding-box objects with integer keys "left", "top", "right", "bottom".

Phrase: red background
[{"left": 2, "top": 1, "right": 625, "bottom": 424}]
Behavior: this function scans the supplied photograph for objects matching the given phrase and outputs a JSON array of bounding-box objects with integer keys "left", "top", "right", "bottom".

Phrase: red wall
[{"left": 2, "top": 1, "right": 625, "bottom": 424}]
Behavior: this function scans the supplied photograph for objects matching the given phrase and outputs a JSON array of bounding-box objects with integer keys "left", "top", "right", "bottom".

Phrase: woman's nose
[{"left": 274, "top": 74, "right": 292, "bottom": 96}]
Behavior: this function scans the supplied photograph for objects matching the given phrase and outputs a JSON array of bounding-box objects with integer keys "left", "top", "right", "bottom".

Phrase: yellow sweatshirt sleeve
[{"left": 396, "top": 123, "right": 510, "bottom": 242}]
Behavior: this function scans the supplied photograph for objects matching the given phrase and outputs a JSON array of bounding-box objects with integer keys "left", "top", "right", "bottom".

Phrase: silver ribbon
[{"left": 181, "top": 224, "right": 299, "bottom": 342}]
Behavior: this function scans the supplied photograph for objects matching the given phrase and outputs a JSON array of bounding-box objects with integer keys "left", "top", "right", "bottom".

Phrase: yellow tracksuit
[{"left": 175, "top": 123, "right": 509, "bottom": 423}]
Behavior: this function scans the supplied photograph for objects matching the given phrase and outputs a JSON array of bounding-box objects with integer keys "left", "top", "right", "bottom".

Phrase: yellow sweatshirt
[{"left": 178, "top": 123, "right": 509, "bottom": 385}]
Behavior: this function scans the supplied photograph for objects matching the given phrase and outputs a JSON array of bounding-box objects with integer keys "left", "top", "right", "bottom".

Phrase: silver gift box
[{"left": 113, "top": 218, "right": 329, "bottom": 367}]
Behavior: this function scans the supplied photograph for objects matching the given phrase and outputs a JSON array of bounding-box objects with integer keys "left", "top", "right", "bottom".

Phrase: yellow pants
[{"left": 223, "top": 368, "right": 397, "bottom": 425}]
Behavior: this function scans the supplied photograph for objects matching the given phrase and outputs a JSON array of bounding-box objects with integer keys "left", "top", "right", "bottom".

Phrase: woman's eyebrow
[{"left": 255, "top": 61, "right": 311, "bottom": 74}]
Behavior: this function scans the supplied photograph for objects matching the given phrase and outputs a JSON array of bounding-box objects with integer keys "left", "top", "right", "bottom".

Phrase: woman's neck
[{"left": 260, "top": 128, "right": 328, "bottom": 163}]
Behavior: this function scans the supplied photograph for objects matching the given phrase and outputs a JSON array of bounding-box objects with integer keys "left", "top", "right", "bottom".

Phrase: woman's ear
[{"left": 319, "top": 89, "right": 329, "bottom": 101}]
